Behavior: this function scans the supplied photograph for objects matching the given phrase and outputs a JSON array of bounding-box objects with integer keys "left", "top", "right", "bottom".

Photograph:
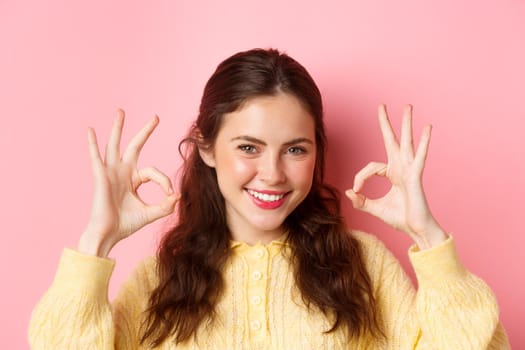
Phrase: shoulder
[
  {"left": 349, "top": 229, "right": 390, "bottom": 257},
  {"left": 348, "top": 230, "right": 406, "bottom": 285},
  {"left": 120, "top": 254, "right": 159, "bottom": 296},
  {"left": 134, "top": 254, "right": 157, "bottom": 274}
]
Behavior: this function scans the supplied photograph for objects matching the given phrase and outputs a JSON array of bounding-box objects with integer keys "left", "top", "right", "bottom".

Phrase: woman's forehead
[{"left": 218, "top": 94, "right": 316, "bottom": 141}]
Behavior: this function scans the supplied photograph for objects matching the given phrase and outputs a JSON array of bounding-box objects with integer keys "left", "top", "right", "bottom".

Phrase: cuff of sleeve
[
  {"left": 408, "top": 236, "right": 467, "bottom": 288},
  {"left": 52, "top": 248, "right": 116, "bottom": 297}
]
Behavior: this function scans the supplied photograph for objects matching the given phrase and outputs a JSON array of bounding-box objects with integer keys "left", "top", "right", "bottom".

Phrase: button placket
[{"left": 245, "top": 244, "right": 269, "bottom": 341}]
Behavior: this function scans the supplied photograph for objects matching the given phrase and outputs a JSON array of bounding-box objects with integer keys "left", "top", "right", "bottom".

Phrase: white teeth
[{"left": 247, "top": 189, "right": 285, "bottom": 202}]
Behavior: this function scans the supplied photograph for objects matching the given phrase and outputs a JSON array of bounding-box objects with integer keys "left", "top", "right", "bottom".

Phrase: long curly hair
[{"left": 140, "top": 48, "right": 381, "bottom": 346}]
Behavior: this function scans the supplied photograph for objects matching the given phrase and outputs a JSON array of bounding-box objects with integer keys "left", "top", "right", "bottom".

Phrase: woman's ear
[
  {"left": 198, "top": 145, "right": 216, "bottom": 168},
  {"left": 194, "top": 129, "right": 216, "bottom": 167}
]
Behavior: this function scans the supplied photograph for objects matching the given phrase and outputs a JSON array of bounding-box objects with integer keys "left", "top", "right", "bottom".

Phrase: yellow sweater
[{"left": 29, "top": 232, "right": 509, "bottom": 349}]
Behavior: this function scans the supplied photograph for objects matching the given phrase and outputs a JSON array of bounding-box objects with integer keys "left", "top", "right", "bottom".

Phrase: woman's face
[{"left": 200, "top": 93, "right": 316, "bottom": 243}]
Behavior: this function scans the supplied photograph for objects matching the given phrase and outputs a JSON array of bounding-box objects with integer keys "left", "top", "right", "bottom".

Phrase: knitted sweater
[{"left": 28, "top": 231, "right": 510, "bottom": 349}]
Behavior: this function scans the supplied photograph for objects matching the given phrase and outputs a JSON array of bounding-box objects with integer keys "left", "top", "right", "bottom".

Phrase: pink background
[{"left": 1, "top": 0, "right": 523, "bottom": 348}]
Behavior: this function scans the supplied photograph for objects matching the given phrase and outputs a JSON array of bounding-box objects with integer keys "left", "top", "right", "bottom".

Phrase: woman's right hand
[{"left": 78, "top": 109, "right": 179, "bottom": 257}]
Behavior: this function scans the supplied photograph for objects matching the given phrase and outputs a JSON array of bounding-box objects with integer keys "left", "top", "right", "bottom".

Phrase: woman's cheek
[
  {"left": 293, "top": 159, "right": 316, "bottom": 184},
  {"left": 229, "top": 156, "right": 257, "bottom": 180}
]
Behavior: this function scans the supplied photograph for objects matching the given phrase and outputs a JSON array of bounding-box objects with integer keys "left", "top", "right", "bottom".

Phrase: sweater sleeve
[
  {"left": 28, "top": 248, "right": 154, "bottom": 350},
  {"left": 356, "top": 232, "right": 510, "bottom": 349}
]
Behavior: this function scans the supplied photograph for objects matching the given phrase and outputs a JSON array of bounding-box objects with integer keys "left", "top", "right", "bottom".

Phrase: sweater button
[
  {"left": 252, "top": 270, "right": 262, "bottom": 280},
  {"left": 250, "top": 320, "right": 261, "bottom": 330},
  {"left": 254, "top": 248, "right": 265, "bottom": 258},
  {"left": 251, "top": 295, "right": 262, "bottom": 305}
]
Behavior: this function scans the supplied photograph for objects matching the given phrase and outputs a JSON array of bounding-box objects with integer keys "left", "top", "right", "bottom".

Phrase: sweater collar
[{"left": 229, "top": 232, "right": 290, "bottom": 250}]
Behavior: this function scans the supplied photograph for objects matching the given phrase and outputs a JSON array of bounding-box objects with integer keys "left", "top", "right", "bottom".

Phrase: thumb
[
  {"left": 345, "top": 189, "right": 384, "bottom": 219},
  {"left": 144, "top": 193, "right": 179, "bottom": 223},
  {"left": 345, "top": 189, "right": 366, "bottom": 209}
]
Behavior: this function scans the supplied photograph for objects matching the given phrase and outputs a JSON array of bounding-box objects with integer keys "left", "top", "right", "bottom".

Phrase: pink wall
[{"left": 1, "top": 0, "right": 523, "bottom": 348}]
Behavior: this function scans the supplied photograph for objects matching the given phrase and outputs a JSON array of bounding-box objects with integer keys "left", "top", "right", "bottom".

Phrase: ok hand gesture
[
  {"left": 345, "top": 105, "right": 447, "bottom": 249},
  {"left": 78, "top": 110, "right": 179, "bottom": 257}
]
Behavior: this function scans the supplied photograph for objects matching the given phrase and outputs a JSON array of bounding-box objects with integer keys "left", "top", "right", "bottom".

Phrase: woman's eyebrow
[
  {"left": 230, "top": 135, "right": 314, "bottom": 146},
  {"left": 230, "top": 135, "right": 266, "bottom": 145},
  {"left": 283, "top": 138, "right": 314, "bottom": 146}
]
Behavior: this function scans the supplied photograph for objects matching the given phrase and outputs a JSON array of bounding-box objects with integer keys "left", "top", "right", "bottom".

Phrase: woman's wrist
[
  {"left": 411, "top": 221, "right": 448, "bottom": 250},
  {"left": 77, "top": 229, "right": 116, "bottom": 258}
]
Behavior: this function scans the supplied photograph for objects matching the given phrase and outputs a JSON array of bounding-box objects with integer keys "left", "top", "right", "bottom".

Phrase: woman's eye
[
  {"left": 238, "top": 144, "right": 257, "bottom": 153},
  {"left": 287, "top": 146, "right": 306, "bottom": 155}
]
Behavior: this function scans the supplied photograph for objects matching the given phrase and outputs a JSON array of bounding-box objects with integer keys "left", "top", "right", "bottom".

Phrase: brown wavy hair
[{"left": 140, "top": 48, "right": 382, "bottom": 346}]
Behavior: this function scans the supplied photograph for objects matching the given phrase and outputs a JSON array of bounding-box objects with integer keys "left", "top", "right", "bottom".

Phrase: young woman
[{"left": 29, "top": 48, "right": 509, "bottom": 349}]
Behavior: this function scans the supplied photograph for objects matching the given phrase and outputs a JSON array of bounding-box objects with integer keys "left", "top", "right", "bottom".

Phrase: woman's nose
[{"left": 258, "top": 153, "right": 286, "bottom": 185}]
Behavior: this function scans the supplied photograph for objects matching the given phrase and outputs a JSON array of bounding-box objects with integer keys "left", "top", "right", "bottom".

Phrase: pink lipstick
[{"left": 245, "top": 189, "right": 289, "bottom": 210}]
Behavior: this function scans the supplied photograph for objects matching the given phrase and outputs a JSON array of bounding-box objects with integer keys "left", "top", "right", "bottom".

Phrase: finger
[
  {"left": 345, "top": 189, "right": 366, "bottom": 209},
  {"left": 414, "top": 125, "right": 432, "bottom": 172},
  {"left": 346, "top": 190, "right": 384, "bottom": 219},
  {"left": 122, "top": 115, "right": 160, "bottom": 164},
  {"left": 105, "top": 109, "right": 125, "bottom": 165},
  {"left": 87, "top": 127, "right": 104, "bottom": 175},
  {"left": 135, "top": 166, "right": 174, "bottom": 195},
  {"left": 144, "top": 192, "right": 179, "bottom": 223},
  {"left": 345, "top": 189, "right": 384, "bottom": 218},
  {"left": 353, "top": 161, "right": 387, "bottom": 192},
  {"left": 378, "top": 104, "right": 399, "bottom": 159},
  {"left": 400, "top": 104, "right": 414, "bottom": 159}
]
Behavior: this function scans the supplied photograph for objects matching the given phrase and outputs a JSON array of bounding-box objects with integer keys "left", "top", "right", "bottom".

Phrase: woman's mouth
[
  {"left": 247, "top": 189, "right": 285, "bottom": 202},
  {"left": 246, "top": 189, "right": 289, "bottom": 209}
]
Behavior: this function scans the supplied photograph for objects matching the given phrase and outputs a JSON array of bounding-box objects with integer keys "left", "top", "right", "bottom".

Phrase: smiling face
[{"left": 199, "top": 93, "right": 317, "bottom": 244}]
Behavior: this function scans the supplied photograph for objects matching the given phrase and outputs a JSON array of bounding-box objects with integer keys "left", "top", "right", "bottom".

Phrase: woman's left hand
[{"left": 345, "top": 104, "right": 447, "bottom": 249}]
